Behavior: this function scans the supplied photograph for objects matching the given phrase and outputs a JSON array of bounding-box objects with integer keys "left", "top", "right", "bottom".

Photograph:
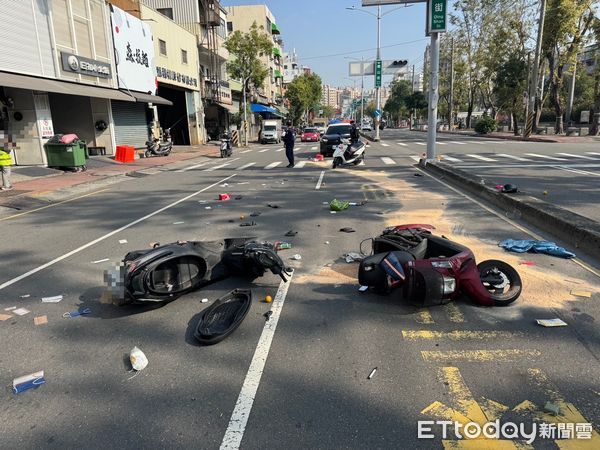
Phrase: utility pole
[
  {"left": 374, "top": 5, "right": 382, "bottom": 141},
  {"left": 523, "top": 52, "right": 532, "bottom": 137},
  {"left": 361, "top": 57, "right": 365, "bottom": 126},
  {"left": 411, "top": 64, "right": 415, "bottom": 130},
  {"left": 525, "top": 0, "right": 547, "bottom": 138},
  {"left": 566, "top": 61, "right": 577, "bottom": 125},
  {"left": 242, "top": 77, "right": 248, "bottom": 146},
  {"left": 449, "top": 37, "right": 454, "bottom": 130},
  {"left": 426, "top": 32, "right": 440, "bottom": 160}
]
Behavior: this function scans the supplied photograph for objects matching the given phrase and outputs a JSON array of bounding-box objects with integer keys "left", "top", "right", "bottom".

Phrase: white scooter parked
[{"left": 331, "top": 138, "right": 366, "bottom": 169}]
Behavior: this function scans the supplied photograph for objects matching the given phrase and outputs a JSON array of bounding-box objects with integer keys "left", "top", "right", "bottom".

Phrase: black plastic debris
[
  {"left": 339, "top": 227, "right": 356, "bottom": 233},
  {"left": 285, "top": 230, "right": 298, "bottom": 237},
  {"left": 502, "top": 184, "right": 518, "bottom": 193},
  {"left": 250, "top": 212, "right": 261, "bottom": 217},
  {"left": 235, "top": 196, "right": 243, "bottom": 200},
  {"left": 240, "top": 221, "right": 257, "bottom": 227},
  {"left": 414, "top": 173, "right": 423, "bottom": 177},
  {"left": 267, "top": 204, "right": 280, "bottom": 209},
  {"left": 194, "top": 289, "right": 252, "bottom": 345},
  {"left": 264, "top": 311, "right": 273, "bottom": 321}
]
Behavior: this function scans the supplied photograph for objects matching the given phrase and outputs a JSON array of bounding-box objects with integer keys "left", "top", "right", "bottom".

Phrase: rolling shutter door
[{"left": 111, "top": 101, "right": 148, "bottom": 148}]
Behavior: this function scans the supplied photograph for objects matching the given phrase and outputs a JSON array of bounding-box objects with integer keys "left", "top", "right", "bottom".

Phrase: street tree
[
  {"left": 284, "top": 73, "right": 323, "bottom": 123},
  {"left": 494, "top": 56, "right": 529, "bottom": 135},
  {"left": 383, "top": 80, "right": 412, "bottom": 124},
  {"left": 542, "top": 0, "right": 596, "bottom": 134},
  {"left": 589, "top": 18, "right": 600, "bottom": 135},
  {"left": 224, "top": 22, "right": 273, "bottom": 144},
  {"left": 319, "top": 105, "right": 336, "bottom": 119}
]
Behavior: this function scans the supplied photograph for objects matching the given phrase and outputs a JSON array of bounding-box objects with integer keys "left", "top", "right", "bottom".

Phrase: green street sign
[
  {"left": 375, "top": 60, "right": 382, "bottom": 88},
  {"left": 429, "top": 0, "right": 447, "bottom": 33}
]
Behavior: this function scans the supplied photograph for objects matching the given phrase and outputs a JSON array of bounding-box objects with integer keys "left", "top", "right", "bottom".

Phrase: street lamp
[{"left": 346, "top": 4, "right": 408, "bottom": 141}]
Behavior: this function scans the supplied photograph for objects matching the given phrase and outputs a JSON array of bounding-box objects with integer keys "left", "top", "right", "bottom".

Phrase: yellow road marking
[
  {"left": 421, "top": 400, "right": 472, "bottom": 426},
  {"left": 512, "top": 400, "right": 537, "bottom": 414},
  {"left": 440, "top": 367, "right": 489, "bottom": 426},
  {"left": 444, "top": 302, "right": 465, "bottom": 323},
  {"left": 422, "top": 349, "right": 541, "bottom": 362},
  {"left": 526, "top": 368, "right": 600, "bottom": 449},
  {"left": 479, "top": 397, "right": 510, "bottom": 421},
  {"left": 0, "top": 189, "right": 109, "bottom": 221},
  {"left": 415, "top": 309, "right": 435, "bottom": 324},
  {"left": 403, "top": 330, "right": 521, "bottom": 340}
]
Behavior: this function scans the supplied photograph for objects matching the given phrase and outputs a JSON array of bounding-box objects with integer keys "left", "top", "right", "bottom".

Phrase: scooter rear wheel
[
  {"left": 145, "top": 150, "right": 152, "bottom": 158},
  {"left": 477, "top": 260, "right": 522, "bottom": 306},
  {"left": 332, "top": 157, "right": 342, "bottom": 169}
]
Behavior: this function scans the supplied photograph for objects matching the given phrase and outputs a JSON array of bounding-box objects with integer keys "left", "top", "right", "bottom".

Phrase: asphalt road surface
[
  {"left": 1, "top": 139, "right": 599, "bottom": 449},
  {"left": 376, "top": 128, "right": 600, "bottom": 223}
]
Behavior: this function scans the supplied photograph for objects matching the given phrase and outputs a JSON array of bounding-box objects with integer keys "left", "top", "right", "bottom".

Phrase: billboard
[{"left": 110, "top": 5, "right": 156, "bottom": 94}]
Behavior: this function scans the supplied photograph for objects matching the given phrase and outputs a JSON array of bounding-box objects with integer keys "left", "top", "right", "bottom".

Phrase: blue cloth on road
[{"left": 498, "top": 239, "right": 576, "bottom": 258}]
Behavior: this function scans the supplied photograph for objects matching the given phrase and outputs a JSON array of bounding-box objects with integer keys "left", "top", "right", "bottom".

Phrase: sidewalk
[{"left": 0, "top": 144, "right": 219, "bottom": 203}]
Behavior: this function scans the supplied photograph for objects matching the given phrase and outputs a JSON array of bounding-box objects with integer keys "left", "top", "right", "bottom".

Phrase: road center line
[
  {"left": 220, "top": 273, "right": 293, "bottom": 450},
  {"left": 0, "top": 174, "right": 237, "bottom": 291},
  {"left": 315, "top": 170, "right": 325, "bottom": 189}
]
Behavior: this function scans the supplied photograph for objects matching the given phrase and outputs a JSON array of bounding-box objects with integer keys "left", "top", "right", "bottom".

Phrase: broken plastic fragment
[
  {"left": 42, "top": 295, "right": 63, "bottom": 303},
  {"left": 291, "top": 254, "right": 302, "bottom": 261},
  {"left": 339, "top": 227, "right": 356, "bottom": 233},
  {"left": 0, "top": 314, "right": 12, "bottom": 321},
  {"left": 367, "top": 367, "right": 377, "bottom": 379},
  {"left": 536, "top": 318, "right": 567, "bottom": 327},
  {"left": 201, "top": 298, "right": 209, "bottom": 303},
  {"left": 345, "top": 252, "right": 364, "bottom": 263},
  {"left": 172, "top": 221, "right": 185, "bottom": 225},
  {"left": 92, "top": 258, "right": 110, "bottom": 264},
  {"left": 34, "top": 316, "right": 48, "bottom": 326},
  {"left": 130, "top": 346, "right": 148, "bottom": 371},
  {"left": 570, "top": 290, "right": 592, "bottom": 298},
  {"left": 119, "top": 239, "right": 128, "bottom": 244},
  {"left": 13, "top": 371, "right": 45, "bottom": 394},
  {"left": 219, "top": 194, "right": 231, "bottom": 201},
  {"left": 13, "top": 308, "right": 30, "bottom": 316},
  {"left": 358, "top": 286, "right": 369, "bottom": 292}
]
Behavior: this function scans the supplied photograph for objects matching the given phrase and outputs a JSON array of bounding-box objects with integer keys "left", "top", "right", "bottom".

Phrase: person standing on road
[
  {"left": 283, "top": 122, "right": 295, "bottom": 168},
  {"left": 0, "top": 142, "right": 14, "bottom": 191},
  {"left": 350, "top": 120, "right": 359, "bottom": 144}
]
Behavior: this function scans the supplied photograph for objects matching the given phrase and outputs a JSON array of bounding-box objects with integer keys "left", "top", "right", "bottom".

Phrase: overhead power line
[{"left": 298, "top": 38, "right": 430, "bottom": 61}]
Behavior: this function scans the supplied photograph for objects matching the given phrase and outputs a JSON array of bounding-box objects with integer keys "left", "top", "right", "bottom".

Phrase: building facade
[
  {"left": 225, "top": 4, "right": 284, "bottom": 109},
  {"left": 321, "top": 85, "right": 340, "bottom": 109},
  {"left": 141, "top": 4, "right": 205, "bottom": 145}
]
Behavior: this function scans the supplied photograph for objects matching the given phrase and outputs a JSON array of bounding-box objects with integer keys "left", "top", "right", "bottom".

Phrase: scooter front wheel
[
  {"left": 145, "top": 150, "right": 152, "bottom": 158},
  {"left": 477, "top": 260, "right": 522, "bottom": 306},
  {"left": 332, "top": 157, "right": 342, "bottom": 169}
]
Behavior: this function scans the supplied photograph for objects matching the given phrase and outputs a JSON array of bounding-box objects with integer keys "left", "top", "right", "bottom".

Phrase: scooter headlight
[
  {"left": 322, "top": 138, "right": 328, "bottom": 142},
  {"left": 442, "top": 276, "right": 456, "bottom": 295},
  {"left": 432, "top": 260, "right": 453, "bottom": 268}
]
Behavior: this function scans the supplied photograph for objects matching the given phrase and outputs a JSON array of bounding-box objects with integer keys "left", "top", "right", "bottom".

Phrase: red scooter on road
[{"left": 359, "top": 225, "right": 522, "bottom": 307}]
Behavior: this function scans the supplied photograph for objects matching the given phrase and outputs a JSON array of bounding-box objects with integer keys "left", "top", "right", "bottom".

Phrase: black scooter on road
[{"left": 145, "top": 129, "right": 173, "bottom": 157}]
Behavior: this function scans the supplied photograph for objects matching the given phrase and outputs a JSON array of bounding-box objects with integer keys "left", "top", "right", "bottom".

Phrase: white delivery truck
[{"left": 260, "top": 119, "right": 282, "bottom": 144}]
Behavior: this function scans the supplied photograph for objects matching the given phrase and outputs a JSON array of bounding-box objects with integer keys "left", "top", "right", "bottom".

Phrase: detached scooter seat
[{"left": 194, "top": 289, "right": 252, "bottom": 345}]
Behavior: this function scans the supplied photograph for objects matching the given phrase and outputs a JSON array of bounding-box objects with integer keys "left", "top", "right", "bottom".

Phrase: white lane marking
[
  {"left": 311, "top": 146, "right": 318, "bottom": 151},
  {"left": 556, "top": 153, "right": 597, "bottom": 160},
  {"left": 381, "top": 143, "right": 390, "bottom": 147},
  {"left": 175, "top": 162, "right": 209, "bottom": 173},
  {"left": 397, "top": 142, "right": 408, "bottom": 146},
  {"left": 553, "top": 166, "right": 600, "bottom": 177},
  {"left": 241, "top": 149, "right": 253, "bottom": 154},
  {"left": 204, "top": 158, "right": 240, "bottom": 172},
  {"left": 414, "top": 167, "right": 600, "bottom": 279},
  {"left": 495, "top": 153, "right": 532, "bottom": 161},
  {"left": 237, "top": 162, "right": 256, "bottom": 170},
  {"left": 449, "top": 141, "right": 467, "bottom": 145},
  {"left": 381, "top": 157, "right": 396, "bottom": 165},
  {"left": 409, "top": 156, "right": 420, "bottom": 162},
  {"left": 219, "top": 273, "right": 294, "bottom": 450},
  {"left": 258, "top": 148, "right": 270, "bottom": 153},
  {"left": 415, "top": 142, "right": 426, "bottom": 146},
  {"left": 437, "top": 142, "right": 447, "bottom": 146},
  {"left": 276, "top": 148, "right": 284, "bottom": 152},
  {"left": 585, "top": 152, "right": 600, "bottom": 156},
  {"left": 0, "top": 174, "right": 237, "bottom": 291},
  {"left": 466, "top": 154, "right": 497, "bottom": 162},
  {"left": 315, "top": 170, "right": 325, "bottom": 189},
  {"left": 441, "top": 156, "right": 463, "bottom": 162},
  {"left": 295, "top": 161, "right": 307, "bottom": 168},
  {"left": 454, "top": 163, "right": 600, "bottom": 169},
  {"left": 265, "top": 161, "right": 282, "bottom": 169},
  {"left": 525, "top": 153, "right": 567, "bottom": 161}
]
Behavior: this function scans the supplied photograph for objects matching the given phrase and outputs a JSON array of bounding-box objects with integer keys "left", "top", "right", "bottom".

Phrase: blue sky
[{"left": 221, "top": 0, "right": 431, "bottom": 90}]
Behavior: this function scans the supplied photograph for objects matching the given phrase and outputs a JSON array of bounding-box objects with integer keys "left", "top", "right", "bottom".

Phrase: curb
[{"left": 423, "top": 161, "right": 600, "bottom": 261}]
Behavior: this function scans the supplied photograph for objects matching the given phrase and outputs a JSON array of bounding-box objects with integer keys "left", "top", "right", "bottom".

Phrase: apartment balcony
[
  {"left": 197, "top": 32, "right": 229, "bottom": 61},
  {"left": 199, "top": 0, "right": 221, "bottom": 27}
]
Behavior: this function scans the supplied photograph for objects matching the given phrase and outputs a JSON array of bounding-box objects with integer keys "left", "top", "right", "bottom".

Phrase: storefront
[
  {"left": 141, "top": 4, "right": 204, "bottom": 146},
  {"left": 110, "top": 4, "right": 171, "bottom": 148},
  {"left": 0, "top": 0, "right": 121, "bottom": 164}
]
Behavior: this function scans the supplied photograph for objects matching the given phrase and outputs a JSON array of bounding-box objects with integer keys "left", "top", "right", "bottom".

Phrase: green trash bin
[{"left": 44, "top": 141, "right": 88, "bottom": 170}]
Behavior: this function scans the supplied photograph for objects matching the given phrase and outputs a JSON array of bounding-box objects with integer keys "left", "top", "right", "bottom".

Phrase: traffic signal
[{"left": 392, "top": 60, "right": 408, "bottom": 67}]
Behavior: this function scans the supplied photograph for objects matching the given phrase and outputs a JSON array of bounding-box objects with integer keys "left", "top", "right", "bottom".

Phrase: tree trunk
[
  {"left": 466, "top": 99, "right": 474, "bottom": 128},
  {"left": 590, "top": 74, "right": 600, "bottom": 135},
  {"left": 552, "top": 77, "right": 565, "bottom": 134},
  {"left": 512, "top": 112, "right": 519, "bottom": 136}
]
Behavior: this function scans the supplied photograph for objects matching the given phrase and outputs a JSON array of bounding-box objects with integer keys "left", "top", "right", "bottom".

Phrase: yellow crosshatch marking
[
  {"left": 415, "top": 309, "right": 435, "bottom": 324},
  {"left": 421, "top": 349, "right": 541, "bottom": 362},
  {"left": 444, "top": 302, "right": 465, "bottom": 323},
  {"left": 421, "top": 367, "right": 600, "bottom": 449},
  {"left": 403, "top": 330, "right": 522, "bottom": 341}
]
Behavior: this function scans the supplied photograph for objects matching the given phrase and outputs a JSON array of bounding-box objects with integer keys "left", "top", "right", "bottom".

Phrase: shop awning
[
  {"left": 272, "top": 47, "right": 281, "bottom": 57},
  {"left": 217, "top": 102, "right": 238, "bottom": 114},
  {"left": 251, "top": 103, "right": 276, "bottom": 114},
  {"left": 126, "top": 90, "right": 173, "bottom": 106},
  {"left": 271, "top": 23, "right": 281, "bottom": 35},
  {"left": 0, "top": 71, "right": 134, "bottom": 101}
]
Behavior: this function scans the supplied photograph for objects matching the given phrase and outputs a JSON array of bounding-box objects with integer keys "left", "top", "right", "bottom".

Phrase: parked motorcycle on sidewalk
[
  {"left": 145, "top": 129, "right": 173, "bottom": 157},
  {"left": 220, "top": 132, "right": 233, "bottom": 158},
  {"left": 331, "top": 138, "right": 366, "bottom": 168},
  {"left": 358, "top": 225, "right": 522, "bottom": 307}
]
